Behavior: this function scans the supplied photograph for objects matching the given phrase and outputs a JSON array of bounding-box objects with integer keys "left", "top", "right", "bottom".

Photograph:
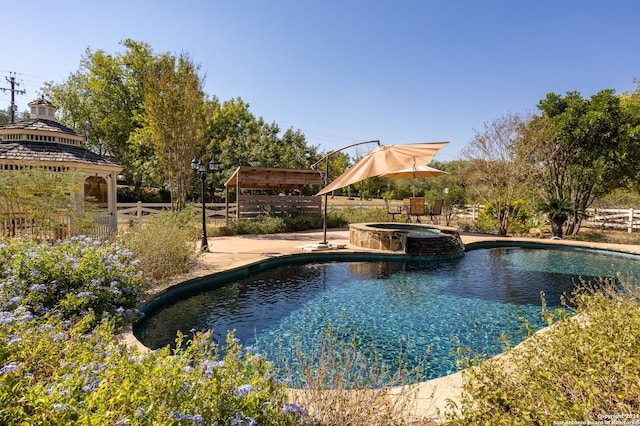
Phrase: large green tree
[
  {"left": 134, "top": 52, "right": 206, "bottom": 210},
  {"left": 204, "top": 97, "right": 320, "bottom": 192},
  {"left": 45, "top": 41, "right": 319, "bottom": 204},
  {"left": 45, "top": 40, "right": 157, "bottom": 192},
  {"left": 533, "top": 89, "right": 638, "bottom": 234}
]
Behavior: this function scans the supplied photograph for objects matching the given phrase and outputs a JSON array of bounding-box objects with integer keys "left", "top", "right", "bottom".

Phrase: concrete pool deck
[{"left": 131, "top": 228, "right": 640, "bottom": 424}]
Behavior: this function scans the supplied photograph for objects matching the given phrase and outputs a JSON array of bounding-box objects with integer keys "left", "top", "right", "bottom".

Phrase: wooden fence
[{"left": 236, "top": 195, "right": 321, "bottom": 220}]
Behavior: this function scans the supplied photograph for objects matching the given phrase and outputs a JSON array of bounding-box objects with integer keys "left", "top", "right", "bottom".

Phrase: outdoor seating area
[{"left": 397, "top": 197, "right": 443, "bottom": 223}]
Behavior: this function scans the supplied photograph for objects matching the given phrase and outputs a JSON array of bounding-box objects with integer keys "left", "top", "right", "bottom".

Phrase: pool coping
[{"left": 119, "top": 228, "right": 640, "bottom": 423}]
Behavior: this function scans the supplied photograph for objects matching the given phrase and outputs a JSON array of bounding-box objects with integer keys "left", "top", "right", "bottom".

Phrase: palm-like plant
[{"left": 538, "top": 197, "right": 573, "bottom": 239}]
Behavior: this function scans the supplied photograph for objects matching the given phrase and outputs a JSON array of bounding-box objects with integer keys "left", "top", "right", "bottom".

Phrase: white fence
[
  {"left": 322, "top": 202, "right": 640, "bottom": 232},
  {"left": 582, "top": 208, "right": 640, "bottom": 233},
  {"left": 117, "top": 202, "right": 231, "bottom": 226}
]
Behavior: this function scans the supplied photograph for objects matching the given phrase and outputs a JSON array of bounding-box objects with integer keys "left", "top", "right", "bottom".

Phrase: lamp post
[{"left": 191, "top": 156, "right": 219, "bottom": 251}]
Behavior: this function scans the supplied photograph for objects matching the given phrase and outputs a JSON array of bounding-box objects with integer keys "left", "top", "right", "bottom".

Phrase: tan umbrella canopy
[
  {"left": 383, "top": 164, "right": 447, "bottom": 196},
  {"left": 316, "top": 142, "right": 448, "bottom": 196},
  {"left": 381, "top": 164, "right": 447, "bottom": 179}
]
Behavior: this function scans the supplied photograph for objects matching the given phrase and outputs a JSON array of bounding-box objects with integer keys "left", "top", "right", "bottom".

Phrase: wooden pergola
[{"left": 224, "top": 166, "right": 324, "bottom": 224}]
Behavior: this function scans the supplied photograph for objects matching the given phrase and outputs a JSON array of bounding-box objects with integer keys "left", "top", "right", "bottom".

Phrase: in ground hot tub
[{"left": 349, "top": 222, "right": 465, "bottom": 257}]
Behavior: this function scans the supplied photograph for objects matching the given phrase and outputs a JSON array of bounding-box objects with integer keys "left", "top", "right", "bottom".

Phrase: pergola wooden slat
[{"left": 224, "top": 166, "right": 324, "bottom": 224}]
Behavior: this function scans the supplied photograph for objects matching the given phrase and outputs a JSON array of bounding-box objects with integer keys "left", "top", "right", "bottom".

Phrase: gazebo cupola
[{"left": 28, "top": 96, "right": 58, "bottom": 121}]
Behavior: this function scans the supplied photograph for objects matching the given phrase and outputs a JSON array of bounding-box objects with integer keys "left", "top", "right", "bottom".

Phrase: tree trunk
[{"left": 550, "top": 219, "right": 565, "bottom": 238}]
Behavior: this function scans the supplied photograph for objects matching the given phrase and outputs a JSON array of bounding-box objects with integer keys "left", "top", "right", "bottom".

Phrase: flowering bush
[
  {"left": 116, "top": 209, "right": 198, "bottom": 282},
  {"left": 0, "top": 314, "right": 304, "bottom": 425},
  {"left": 0, "top": 236, "right": 147, "bottom": 329}
]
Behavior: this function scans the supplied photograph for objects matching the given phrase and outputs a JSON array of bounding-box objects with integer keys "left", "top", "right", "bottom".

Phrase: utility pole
[{"left": 0, "top": 72, "right": 26, "bottom": 123}]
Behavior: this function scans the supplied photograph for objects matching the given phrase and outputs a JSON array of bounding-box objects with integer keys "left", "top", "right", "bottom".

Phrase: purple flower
[
  {"left": 202, "top": 360, "right": 224, "bottom": 377},
  {"left": 230, "top": 412, "right": 255, "bottom": 426},
  {"left": 0, "top": 312, "right": 17, "bottom": 324},
  {"left": 283, "top": 403, "right": 307, "bottom": 417},
  {"left": 82, "top": 379, "right": 101, "bottom": 392},
  {"left": 234, "top": 384, "right": 253, "bottom": 397},
  {"left": 173, "top": 413, "right": 203, "bottom": 424},
  {"left": 0, "top": 361, "right": 21, "bottom": 376},
  {"left": 53, "top": 403, "right": 67, "bottom": 411}
]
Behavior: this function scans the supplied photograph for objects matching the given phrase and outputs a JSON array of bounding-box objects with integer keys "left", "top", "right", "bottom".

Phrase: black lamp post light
[{"left": 191, "top": 156, "right": 219, "bottom": 251}]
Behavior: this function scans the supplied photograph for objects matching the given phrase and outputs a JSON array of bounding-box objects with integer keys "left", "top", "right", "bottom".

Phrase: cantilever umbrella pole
[{"left": 312, "top": 140, "right": 382, "bottom": 246}]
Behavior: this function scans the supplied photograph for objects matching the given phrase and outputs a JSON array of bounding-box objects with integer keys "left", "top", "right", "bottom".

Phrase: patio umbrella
[
  {"left": 381, "top": 164, "right": 447, "bottom": 179},
  {"left": 382, "top": 164, "right": 447, "bottom": 196},
  {"left": 316, "top": 142, "right": 448, "bottom": 196}
]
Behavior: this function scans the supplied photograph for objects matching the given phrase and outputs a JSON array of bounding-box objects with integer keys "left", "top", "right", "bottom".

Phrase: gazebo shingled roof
[
  {"left": 0, "top": 118, "right": 84, "bottom": 136},
  {"left": 0, "top": 141, "right": 119, "bottom": 168}
]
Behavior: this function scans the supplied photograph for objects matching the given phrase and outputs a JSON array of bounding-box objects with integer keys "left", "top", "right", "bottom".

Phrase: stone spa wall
[{"left": 349, "top": 223, "right": 465, "bottom": 257}]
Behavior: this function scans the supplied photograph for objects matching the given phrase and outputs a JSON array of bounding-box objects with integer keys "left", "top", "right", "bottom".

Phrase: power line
[{"left": 0, "top": 72, "right": 27, "bottom": 123}]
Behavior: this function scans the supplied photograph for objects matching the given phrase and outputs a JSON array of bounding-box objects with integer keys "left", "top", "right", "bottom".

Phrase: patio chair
[
  {"left": 428, "top": 199, "right": 444, "bottom": 224},
  {"left": 384, "top": 199, "right": 403, "bottom": 222},
  {"left": 402, "top": 198, "right": 412, "bottom": 222},
  {"left": 409, "top": 197, "right": 426, "bottom": 223}
]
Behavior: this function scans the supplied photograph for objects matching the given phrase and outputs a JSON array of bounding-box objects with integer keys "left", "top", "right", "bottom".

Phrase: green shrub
[
  {"left": 446, "top": 277, "right": 640, "bottom": 424},
  {"left": 225, "top": 215, "right": 287, "bottom": 235},
  {"left": 333, "top": 207, "right": 389, "bottom": 224},
  {"left": 117, "top": 210, "right": 197, "bottom": 282},
  {"left": 0, "top": 236, "right": 146, "bottom": 329},
  {"left": 0, "top": 316, "right": 303, "bottom": 425},
  {"left": 283, "top": 212, "right": 324, "bottom": 232}
]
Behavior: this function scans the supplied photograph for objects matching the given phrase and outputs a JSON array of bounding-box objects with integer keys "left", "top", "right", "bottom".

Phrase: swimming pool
[{"left": 133, "top": 244, "right": 640, "bottom": 384}]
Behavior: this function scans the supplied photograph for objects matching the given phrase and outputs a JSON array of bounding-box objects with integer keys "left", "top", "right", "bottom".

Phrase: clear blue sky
[{"left": 2, "top": 0, "right": 639, "bottom": 161}]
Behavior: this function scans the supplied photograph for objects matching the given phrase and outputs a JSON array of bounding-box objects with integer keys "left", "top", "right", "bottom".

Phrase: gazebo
[
  {"left": 0, "top": 96, "right": 122, "bottom": 237},
  {"left": 224, "top": 166, "right": 323, "bottom": 224}
]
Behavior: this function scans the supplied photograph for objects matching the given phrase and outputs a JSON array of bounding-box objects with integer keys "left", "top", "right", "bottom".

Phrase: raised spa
[{"left": 349, "top": 222, "right": 465, "bottom": 256}]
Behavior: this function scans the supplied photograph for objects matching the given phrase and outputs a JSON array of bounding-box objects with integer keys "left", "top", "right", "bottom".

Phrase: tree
[
  {"left": 0, "top": 108, "right": 29, "bottom": 125},
  {"left": 619, "top": 79, "right": 640, "bottom": 193},
  {"left": 462, "top": 112, "right": 536, "bottom": 236},
  {"left": 425, "top": 160, "right": 470, "bottom": 226},
  {"left": 45, "top": 40, "right": 158, "bottom": 193},
  {"left": 533, "top": 89, "right": 638, "bottom": 234},
  {"left": 538, "top": 197, "right": 573, "bottom": 238},
  {"left": 204, "top": 97, "right": 320, "bottom": 196},
  {"left": 136, "top": 52, "right": 206, "bottom": 210},
  {"left": 0, "top": 167, "right": 91, "bottom": 237}
]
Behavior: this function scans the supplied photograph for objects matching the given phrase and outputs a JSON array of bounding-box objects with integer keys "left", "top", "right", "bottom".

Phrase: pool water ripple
[{"left": 134, "top": 246, "right": 640, "bottom": 383}]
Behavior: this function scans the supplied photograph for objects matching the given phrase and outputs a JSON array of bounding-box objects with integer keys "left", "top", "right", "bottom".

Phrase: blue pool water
[{"left": 134, "top": 246, "right": 640, "bottom": 383}]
